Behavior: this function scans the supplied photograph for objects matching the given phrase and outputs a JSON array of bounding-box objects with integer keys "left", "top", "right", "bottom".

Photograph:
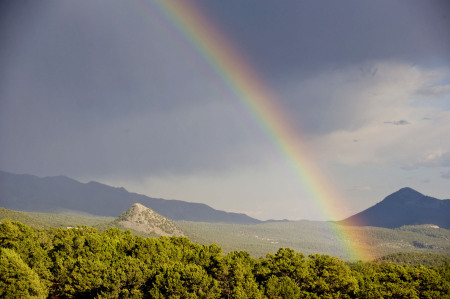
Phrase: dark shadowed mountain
[
  {"left": 0, "top": 171, "right": 261, "bottom": 224},
  {"left": 340, "top": 187, "right": 450, "bottom": 229}
]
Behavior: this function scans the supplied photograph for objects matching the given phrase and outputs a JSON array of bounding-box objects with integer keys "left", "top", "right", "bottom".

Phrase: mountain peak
[
  {"left": 383, "top": 187, "right": 429, "bottom": 205},
  {"left": 130, "top": 202, "right": 147, "bottom": 210},
  {"left": 117, "top": 203, "right": 184, "bottom": 237},
  {"left": 395, "top": 187, "right": 423, "bottom": 196},
  {"left": 398, "top": 186, "right": 417, "bottom": 192},
  {"left": 340, "top": 188, "right": 450, "bottom": 229}
]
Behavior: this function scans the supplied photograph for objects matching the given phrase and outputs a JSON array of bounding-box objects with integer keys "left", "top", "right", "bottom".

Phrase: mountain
[
  {"left": 340, "top": 187, "right": 450, "bottom": 229},
  {"left": 116, "top": 203, "right": 184, "bottom": 237},
  {"left": 0, "top": 171, "right": 261, "bottom": 224}
]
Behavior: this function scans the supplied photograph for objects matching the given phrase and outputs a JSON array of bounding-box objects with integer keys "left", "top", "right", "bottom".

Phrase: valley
[
  {"left": 1, "top": 171, "right": 449, "bottom": 261},
  {"left": 1, "top": 207, "right": 448, "bottom": 261}
]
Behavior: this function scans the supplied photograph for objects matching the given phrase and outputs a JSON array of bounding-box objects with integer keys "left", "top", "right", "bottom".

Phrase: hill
[
  {"left": 0, "top": 207, "right": 49, "bottom": 228},
  {"left": 0, "top": 171, "right": 260, "bottom": 224},
  {"left": 339, "top": 187, "right": 450, "bottom": 229},
  {"left": 0, "top": 207, "right": 448, "bottom": 260},
  {"left": 374, "top": 252, "right": 450, "bottom": 267},
  {"left": 0, "top": 207, "right": 114, "bottom": 228},
  {"left": 115, "top": 203, "right": 184, "bottom": 237}
]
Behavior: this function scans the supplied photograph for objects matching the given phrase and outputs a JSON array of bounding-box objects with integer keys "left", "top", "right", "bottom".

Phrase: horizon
[{"left": 1, "top": 169, "right": 447, "bottom": 223}]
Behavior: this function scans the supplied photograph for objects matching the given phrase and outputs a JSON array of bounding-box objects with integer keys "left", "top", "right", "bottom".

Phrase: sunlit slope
[
  {"left": 116, "top": 203, "right": 185, "bottom": 237},
  {"left": 0, "top": 207, "right": 115, "bottom": 228},
  {"left": 177, "top": 221, "right": 450, "bottom": 260},
  {"left": 0, "top": 207, "right": 49, "bottom": 228},
  {"left": 1, "top": 207, "right": 448, "bottom": 261}
]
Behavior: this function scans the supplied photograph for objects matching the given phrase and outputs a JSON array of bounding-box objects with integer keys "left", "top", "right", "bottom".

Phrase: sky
[{"left": 1, "top": 0, "right": 449, "bottom": 221}]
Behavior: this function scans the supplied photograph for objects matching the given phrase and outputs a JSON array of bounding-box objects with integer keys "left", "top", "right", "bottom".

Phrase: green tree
[
  {"left": 352, "top": 262, "right": 450, "bottom": 298},
  {"left": 49, "top": 226, "right": 108, "bottom": 297},
  {"left": 219, "top": 251, "right": 265, "bottom": 299},
  {"left": 0, "top": 248, "right": 48, "bottom": 298},
  {"left": 265, "top": 275, "right": 300, "bottom": 298},
  {"left": 257, "top": 248, "right": 308, "bottom": 284},
  {"left": 3, "top": 219, "right": 450, "bottom": 298},
  {"left": 148, "top": 262, "right": 220, "bottom": 298},
  {"left": 0, "top": 219, "right": 52, "bottom": 282},
  {"left": 303, "top": 254, "right": 358, "bottom": 298}
]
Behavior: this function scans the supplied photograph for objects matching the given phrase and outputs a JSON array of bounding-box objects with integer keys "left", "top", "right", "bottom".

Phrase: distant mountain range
[
  {"left": 1, "top": 171, "right": 448, "bottom": 228},
  {"left": 340, "top": 187, "right": 450, "bottom": 229},
  {"left": 0, "top": 171, "right": 261, "bottom": 224}
]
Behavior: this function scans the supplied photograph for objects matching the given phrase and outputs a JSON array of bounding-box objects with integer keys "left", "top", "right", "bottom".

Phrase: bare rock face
[{"left": 117, "top": 203, "right": 184, "bottom": 237}]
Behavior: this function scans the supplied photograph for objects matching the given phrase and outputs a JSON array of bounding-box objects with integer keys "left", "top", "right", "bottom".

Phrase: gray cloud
[
  {"left": 417, "top": 85, "right": 450, "bottom": 98},
  {"left": 277, "top": 61, "right": 440, "bottom": 135},
  {"left": 0, "top": 0, "right": 273, "bottom": 178},
  {"left": 441, "top": 171, "right": 450, "bottom": 180},
  {"left": 435, "top": 153, "right": 450, "bottom": 168},
  {"left": 197, "top": 0, "right": 450, "bottom": 81},
  {"left": 1, "top": 0, "right": 449, "bottom": 214},
  {"left": 413, "top": 152, "right": 450, "bottom": 169},
  {"left": 384, "top": 120, "right": 411, "bottom": 126}
]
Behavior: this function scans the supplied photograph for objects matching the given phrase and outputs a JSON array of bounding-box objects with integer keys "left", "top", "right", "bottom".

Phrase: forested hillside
[
  {"left": 1, "top": 219, "right": 449, "bottom": 298},
  {"left": 178, "top": 220, "right": 450, "bottom": 260},
  {"left": 1, "top": 207, "right": 449, "bottom": 261}
]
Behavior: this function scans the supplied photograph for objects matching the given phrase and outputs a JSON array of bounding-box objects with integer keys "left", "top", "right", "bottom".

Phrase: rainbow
[{"left": 133, "top": 0, "right": 374, "bottom": 260}]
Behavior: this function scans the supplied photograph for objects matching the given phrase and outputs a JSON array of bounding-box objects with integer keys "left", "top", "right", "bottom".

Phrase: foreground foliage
[
  {"left": 0, "top": 219, "right": 449, "bottom": 298},
  {"left": 2, "top": 208, "right": 449, "bottom": 260}
]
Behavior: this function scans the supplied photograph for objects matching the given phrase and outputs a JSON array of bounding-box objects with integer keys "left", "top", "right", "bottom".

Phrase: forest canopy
[{"left": 0, "top": 219, "right": 449, "bottom": 298}]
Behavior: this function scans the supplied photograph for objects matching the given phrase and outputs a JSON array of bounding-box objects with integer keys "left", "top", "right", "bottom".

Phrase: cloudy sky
[{"left": 1, "top": 0, "right": 449, "bottom": 220}]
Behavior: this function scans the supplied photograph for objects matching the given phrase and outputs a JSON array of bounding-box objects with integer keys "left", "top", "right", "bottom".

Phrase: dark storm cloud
[
  {"left": 196, "top": 0, "right": 450, "bottom": 81},
  {"left": 1, "top": 1, "right": 216, "bottom": 118},
  {"left": 1, "top": 0, "right": 449, "bottom": 181},
  {"left": 191, "top": 0, "right": 450, "bottom": 137},
  {"left": 1, "top": 0, "right": 450, "bottom": 220},
  {"left": 0, "top": 0, "right": 268, "bottom": 178}
]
